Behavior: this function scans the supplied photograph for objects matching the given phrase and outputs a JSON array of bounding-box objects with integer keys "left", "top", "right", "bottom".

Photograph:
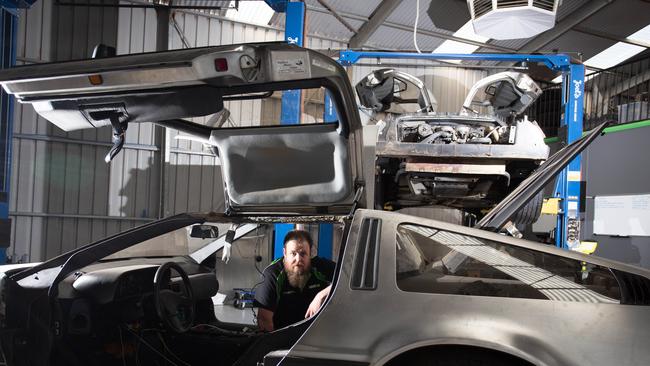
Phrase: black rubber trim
[{"left": 350, "top": 218, "right": 381, "bottom": 290}]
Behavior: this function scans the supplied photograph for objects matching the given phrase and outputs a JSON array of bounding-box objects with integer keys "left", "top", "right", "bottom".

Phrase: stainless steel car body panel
[
  {"left": 0, "top": 43, "right": 367, "bottom": 214},
  {"left": 288, "top": 209, "right": 650, "bottom": 366}
]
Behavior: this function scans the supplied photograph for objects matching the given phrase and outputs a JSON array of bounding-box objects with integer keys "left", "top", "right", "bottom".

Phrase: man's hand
[
  {"left": 305, "top": 285, "right": 332, "bottom": 319},
  {"left": 257, "top": 308, "right": 274, "bottom": 332}
]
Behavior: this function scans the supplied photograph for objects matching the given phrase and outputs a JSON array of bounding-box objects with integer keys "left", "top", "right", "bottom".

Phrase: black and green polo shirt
[{"left": 253, "top": 256, "right": 335, "bottom": 330}]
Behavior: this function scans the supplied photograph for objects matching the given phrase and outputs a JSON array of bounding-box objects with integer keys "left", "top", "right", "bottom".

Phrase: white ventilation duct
[{"left": 467, "top": 0, "right": 561, "bottom": 40}]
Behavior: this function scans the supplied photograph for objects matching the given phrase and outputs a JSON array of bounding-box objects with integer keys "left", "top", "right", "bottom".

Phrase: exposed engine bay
[
  {"left": 398, "top": 118, "right": 513, "bottom": 145},
  {"left": 357, "top": 69, "right": 549, "bottom": 223}
]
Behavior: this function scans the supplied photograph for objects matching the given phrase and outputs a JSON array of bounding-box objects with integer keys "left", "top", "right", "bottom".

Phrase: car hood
[{"left": 0, "top": 42, "right": 366, "bottom": 214}]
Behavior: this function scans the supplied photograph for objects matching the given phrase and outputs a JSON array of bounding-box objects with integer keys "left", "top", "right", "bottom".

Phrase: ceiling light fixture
[{"left": 467, "top": 0, "right": 561, "bottom": 40}]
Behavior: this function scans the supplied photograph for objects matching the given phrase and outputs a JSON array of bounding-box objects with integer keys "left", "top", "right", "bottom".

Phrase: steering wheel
[{"left": 153, "top": 262, "right": 196, "bottom": 333}]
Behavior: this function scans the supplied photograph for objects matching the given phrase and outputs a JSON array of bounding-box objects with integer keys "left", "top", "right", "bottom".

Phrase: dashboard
[
  {"left": 56, "top": 257, "right": 219, "bottom": 336},
  {"left": 67, "top": 258, "right": 218, "bottom": 303}
]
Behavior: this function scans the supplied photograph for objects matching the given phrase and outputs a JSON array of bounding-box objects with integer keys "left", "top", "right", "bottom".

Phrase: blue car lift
[
  {"left": 0, "top": 0, "right": 35, "bottom": 264},
  {"left": 338, "top": 51, "right": 585, "bottom": 250},
  {"left": 267, "top": 0, "right": 334, "bottom": 260}
]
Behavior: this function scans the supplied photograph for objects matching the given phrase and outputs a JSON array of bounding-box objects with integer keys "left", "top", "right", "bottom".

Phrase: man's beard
[{"left": 284, "top": 261, "right": 311, "bottom": 289}]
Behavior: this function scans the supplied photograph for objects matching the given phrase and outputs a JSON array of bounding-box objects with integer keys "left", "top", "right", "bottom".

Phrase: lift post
[
  {"left": 267, "top": 0, "right": 336, "bottom": 259},
  {"left": 273, "top": 0, "right": 306, "bottom": 260},
  {"left": 556, "top": 63, "right": 585, "bottom": 250},
  {"left": 338, "top": 50, "right": 585, "bottom": 249},
  {"left": 0, "top": 1, "right": 34, "bottom": 264}
]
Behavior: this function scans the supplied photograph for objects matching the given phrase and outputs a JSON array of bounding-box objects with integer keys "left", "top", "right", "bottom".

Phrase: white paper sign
[{"left": 594, "top": 194, "right": 650, "bottom": 236}]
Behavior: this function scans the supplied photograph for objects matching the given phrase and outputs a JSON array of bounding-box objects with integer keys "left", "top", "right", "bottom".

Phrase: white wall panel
[{"left": 9, "top": 0, "right": 123, "bottom": 262}]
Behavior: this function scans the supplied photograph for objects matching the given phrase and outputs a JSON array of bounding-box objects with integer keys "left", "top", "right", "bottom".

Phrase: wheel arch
[{"left": 376, "top": 341, "right": 543, "bottom": 366}]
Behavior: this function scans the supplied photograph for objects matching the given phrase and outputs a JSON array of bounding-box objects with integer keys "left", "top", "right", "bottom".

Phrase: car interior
[{"left": 16, "top": 219, "right": 344, "bottom": 366}]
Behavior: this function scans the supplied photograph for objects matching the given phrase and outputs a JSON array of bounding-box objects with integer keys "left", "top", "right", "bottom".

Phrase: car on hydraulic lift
[
  {"left": 0, "top": 43, "right": 648, "bottom": 366},
  {"left": 356, "top": 68, "right": 549, "bottom": 227}
]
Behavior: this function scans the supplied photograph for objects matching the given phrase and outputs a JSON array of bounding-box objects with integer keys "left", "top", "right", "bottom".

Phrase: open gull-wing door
[
  {"left": 476, "top": 121, "right": 610, "bottom": 231},
  {"left": 461, "top": 71, "right": 542, "bottom": 122},
  {"left": 0, "top": 42, "right": 364, "bottom": 215}
]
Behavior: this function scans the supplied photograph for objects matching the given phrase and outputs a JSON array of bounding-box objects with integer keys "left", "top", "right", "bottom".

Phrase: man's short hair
[{"left": 283, "top": 230, "right": 314, "bottom": 249}]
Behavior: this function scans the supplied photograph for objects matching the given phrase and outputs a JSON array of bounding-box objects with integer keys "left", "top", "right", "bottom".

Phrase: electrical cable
[
  {"left": 249, "top": 225, "right": 270, "bottom": 323},
  {"left": 157, "top": 333, "right": 192, "bottom": 366},
  {"left": 191, "top": 323, "right": 256, "bottom": 336},
  {"left": 124, "top": 326, "right": 180, "bottom": 366},
  {"left": 135, "top": 334, "right": 142, "bottom": 366},
  {"left": 413, "top": 0, "right": 422, "bottom": 53},
  {"left": 118, "top": 326, "right": 127, "bottom": 366},
  {"left": 253, "top": 226, "right": 263, "bottom": 275}
]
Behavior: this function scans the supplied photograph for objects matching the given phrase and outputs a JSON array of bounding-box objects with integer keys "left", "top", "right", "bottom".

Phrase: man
[{"left": 254, "top": 230, "right": 335, "bottom": 332}]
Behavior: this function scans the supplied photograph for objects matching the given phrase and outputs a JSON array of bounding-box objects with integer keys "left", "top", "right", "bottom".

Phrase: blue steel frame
[
  {"left": 338, "top": 50, "right": 584, "bottom": 250},
  {"left": 555, "top": 64, "right": 585, "bottom": 250},
  {"left": 274, "top": 1, "right": 331, "bottom": 260},
  {"left": 0, "top": 3, "right": 19, "bottom": 264},
  {"left": 319, "top": 92, "right": 337, "bottom": 259},
  {"left": 271, "top": 0, "right": 335, "bottom": 259}
]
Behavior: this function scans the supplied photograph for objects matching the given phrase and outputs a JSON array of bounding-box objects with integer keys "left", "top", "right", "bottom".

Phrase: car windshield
[{"left": 101, "top": 223, "right": 231, "bottom": 261}]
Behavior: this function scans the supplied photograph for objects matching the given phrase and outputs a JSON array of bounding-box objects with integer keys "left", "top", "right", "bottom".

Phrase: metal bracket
[
  {"left": 347, "top": 184, "right": 365, "bottom": 219},
  {"left": 171, "top": 12, "right": 191, "bottom": 49},
  {"left": 105, "top": 113, "right": 128, "bottom": 163}
]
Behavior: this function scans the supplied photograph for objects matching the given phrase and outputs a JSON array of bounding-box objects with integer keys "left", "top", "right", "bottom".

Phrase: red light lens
[{"left": 214, "top": 58, "right": 228, "bottom": 72}]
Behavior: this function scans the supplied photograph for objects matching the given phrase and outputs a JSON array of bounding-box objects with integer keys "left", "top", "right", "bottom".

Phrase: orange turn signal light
[{"left": 88, "top": 74, "right": 103, "bottom": 85}]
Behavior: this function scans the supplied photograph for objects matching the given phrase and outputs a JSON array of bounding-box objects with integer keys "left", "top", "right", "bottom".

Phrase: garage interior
[
  {"left": 2, "top": 0, "right": 648, "bottom": 267},
  {"left": 0, "top": 0, "right": 648, "bottom": 365}
]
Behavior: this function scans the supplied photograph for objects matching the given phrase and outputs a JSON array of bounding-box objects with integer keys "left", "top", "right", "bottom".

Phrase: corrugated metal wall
[
  {"left": 8, "top": 2, "right": 487, "bottom": 262},
  {"left": 10, "top": 0, "right": 124, "bottom": 263}
]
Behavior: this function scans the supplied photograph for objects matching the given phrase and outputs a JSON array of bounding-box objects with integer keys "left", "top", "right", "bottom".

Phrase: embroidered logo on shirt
[{"left": 308, "top": 284, "right": 321, "bottom": 289}]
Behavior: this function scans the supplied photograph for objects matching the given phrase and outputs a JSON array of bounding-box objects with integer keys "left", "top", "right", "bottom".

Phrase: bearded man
[{"left": 254, "top": 230, "right": 335, "bottom": 332}]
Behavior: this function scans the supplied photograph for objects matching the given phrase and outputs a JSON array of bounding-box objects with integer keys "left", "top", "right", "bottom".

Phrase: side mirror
[
  {"left": 355, "top": 69, "right": 395, "bottom": 112},
  {"left": 190, "top": 225, "right": 219, "bottom": 239},
  {"left": 92, "top": 44, "right": 116, "bottom": 59}
]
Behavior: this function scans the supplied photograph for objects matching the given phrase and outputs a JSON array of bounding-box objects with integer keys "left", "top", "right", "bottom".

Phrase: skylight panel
[
  {"left": 628, "top": 23, "right": 650, "bottom": 43},
  {"left": 432, "top": 41, "right": 480, "bottom": 55},
  {"left": 582, "top": 24, "right": 650, "bottom": 70},
  {"left": 225, "top": 1, "right": 274, "bottom": 26},
  {"left": 431, "top": 21, "right": 488, "bottom": 59},
  {"left": 454, "top": 21, "right": 490, "bottom": 43},
  {"left": 551, "top": 24, "right": 650, "bottom": 83},
  {"left": 584, "top": 42, "right": 645, "bottom": 70}
]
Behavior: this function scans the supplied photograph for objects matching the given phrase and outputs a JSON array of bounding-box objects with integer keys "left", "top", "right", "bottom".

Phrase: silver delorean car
[{"left": 0, "top": 43, "right": 648, "bottom": 366}]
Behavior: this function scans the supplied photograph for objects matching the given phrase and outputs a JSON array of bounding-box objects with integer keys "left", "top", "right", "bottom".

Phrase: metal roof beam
[
  {"left": 306, "top": 5, "right": 517, "bottom": 52},
  {"left": 573, "top": 26, "right": 650, "bottom": 49},
  {"left": 315, "top": 0, "right": 358, "bottom": 34},
  {"left": 348, "top": 0, "right": 401, "bottom": 49},
  {"left": 517, "top": 0, "right": 616, "bottom": 52}
]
